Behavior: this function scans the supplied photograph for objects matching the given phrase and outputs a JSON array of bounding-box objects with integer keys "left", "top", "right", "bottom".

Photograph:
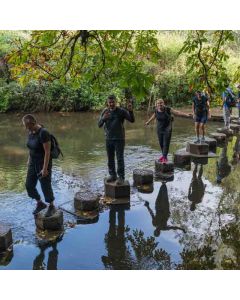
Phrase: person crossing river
[{"left": 145, "top": 98, "right": 189, "bottom": 163}]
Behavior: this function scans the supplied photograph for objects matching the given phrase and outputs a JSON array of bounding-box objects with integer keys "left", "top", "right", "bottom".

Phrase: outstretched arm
[
  {"left": 171, "top": 108, "right": 191, "bottom": 117},
  {"left": 123, "top": 102, "right": 135, "bottom": 123},
  {"left": 145, "top": 113, "right": 156, "bottom": 125},
  {"left": 144, "top": 201, "right": 155, "bottom": 220}
]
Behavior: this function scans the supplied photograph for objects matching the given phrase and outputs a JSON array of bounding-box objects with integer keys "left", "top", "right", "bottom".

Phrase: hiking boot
[
  {"left": 106, "top": 175, "right": 117, "bottom": 183},
  {"left": 33, "top": 201, "right": 47, "bottom": 215},
  {"left": 44, "top": 205, "right": 56, "bottom": 218},
  {"left": 194, "top": 138, "right": 200, "bottom": 144},
  {"left": 116, "top": 177, "right": 125, "bottom": 185}
]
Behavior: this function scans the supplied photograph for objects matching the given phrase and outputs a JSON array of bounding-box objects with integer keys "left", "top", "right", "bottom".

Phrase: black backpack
[
  {"left": 50, "top": 134, "right": 63, "bottom": 159},
  {"left": 225, "top": 90, "right": 236, "bottom": 107},
  {"left": 39, "top": 128, "right": 63, "bottom": 159}
]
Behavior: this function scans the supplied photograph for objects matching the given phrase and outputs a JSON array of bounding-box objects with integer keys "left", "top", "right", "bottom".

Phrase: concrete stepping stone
[
  {"left": 137, "top": 183, "right": 154, "bottom": 194},
  {"left": 217, "top": 128, "right": 233, "bottom": 136},
  {"left": 35, "top": 209, "right": 64, "bottom": 231},
  {"left": 174, "top": 148, "right": 191, "bottom": 167},
  {"left": 133, "top": 169, "right": 153, "bottom": 186},
  {"left": 104, "top": 179, "right": 130, "bottom": 199},
  {"left": 74, "top": 192, "right": 100, "bottom": 211},
  {"left": 209, "top": 132, "right": 227, "bottom": 143},
  {"left": 155, "top": 160, "right": 174, "bottom": 173},
  {"left": 230, "top": 123, "right": 240, "bottom": 134},
  {"left": 186, "top": 142, "right": 209, "bottom": 155},
  {"left": 0, "top": 223, "right": 13, "bottom": 253}
]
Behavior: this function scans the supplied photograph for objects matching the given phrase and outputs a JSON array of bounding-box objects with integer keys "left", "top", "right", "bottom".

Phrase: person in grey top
[{"left": 98, "top": 94, "right": 135, "bottom": 185}]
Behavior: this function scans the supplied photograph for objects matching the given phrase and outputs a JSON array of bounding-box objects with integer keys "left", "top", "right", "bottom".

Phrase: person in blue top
[
  {"left": 222, "top": 86, "right": 236, "bottom": 129},
  {"left": 192, "top": 91, "right": 211, "bottom": 143}
]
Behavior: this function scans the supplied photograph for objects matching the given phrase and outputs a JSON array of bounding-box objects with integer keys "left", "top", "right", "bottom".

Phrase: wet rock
[
  {"left": 133, "top": 169, "right": 153, "bottom": 186},
  {"left": 104, "top": 179, "right": 130, "bottom": 199},
  {"left": 0, "top": 223, "right": 13, "bottom": 253},
  {"left": 74, "top": 192, "right": 100, "bottom": 211},
  {"left": 155, "top": 160, "right": 174, "bottom": 173},
  {"left": 137, "top": 183, "right": 154, "bottom": 194},
  {"left": 217, "top": 128, "right": 233, "bottom": 137},
  {"left": 174, "top": 148, "right": 191, "bottom": 167},
  {"left": 186, "top": 142, "right": 209, "bottom": 155},
  {"left": 35, "top": 209, "right": 64, "bottom": 231}
]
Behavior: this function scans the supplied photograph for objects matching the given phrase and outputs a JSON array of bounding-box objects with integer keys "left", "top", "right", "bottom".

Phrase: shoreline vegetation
[{"left": 1, "top": 30, "right": 240, "bottom": 114}]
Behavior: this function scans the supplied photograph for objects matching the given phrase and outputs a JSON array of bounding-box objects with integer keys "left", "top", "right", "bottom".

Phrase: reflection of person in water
[
  {"left": 232, "top": 135, "right": 240, "bottom": 163},
  {"left": 102, "top": 206, "right": 131, "bottom": 269},
  {"left": 188, "top": 163, "right": 206, "bottom": 211},
  {"left": 216, "top": 140, "right": 231, "bottom": 184},
  {"left": 33, "top": 235, "right": 63, "bottom": 270},
  {"left": 144, "top": 183, "right": 185, "bottom": 237}
]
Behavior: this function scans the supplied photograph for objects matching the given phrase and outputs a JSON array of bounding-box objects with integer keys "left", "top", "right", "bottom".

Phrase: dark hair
[
  {"left": 22, "top": 114, "right": 37, "bottom": 124},
  {"left": 108, "top": 94, "right": 116, "bottom": 101}
]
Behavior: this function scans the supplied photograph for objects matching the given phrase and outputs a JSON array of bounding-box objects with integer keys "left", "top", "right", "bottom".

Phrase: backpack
[
  {"left": 39, "top": 128, "right": 63, "bottom": 159},
  {"left": 50, "top": 134, "right": 63, "bottom": 159},
  {"left": 225, "top": 90, "right": 236, "bottom": 107}
]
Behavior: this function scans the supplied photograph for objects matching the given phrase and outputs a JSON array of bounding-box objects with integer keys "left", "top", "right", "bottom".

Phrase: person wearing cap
[
  {"left": 98, "top": 94, "right": 135, "bottom": 185},
  {"left": 192, "top": 91, "right": 211, "bottom": 143}
]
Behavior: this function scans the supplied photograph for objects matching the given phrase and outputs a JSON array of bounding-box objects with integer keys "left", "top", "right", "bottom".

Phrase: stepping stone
[
  {"left": 230, "top": 124, "right": 240, "bottom": 134},
  {"left": 186, "top": 142, "right": 209, "bottom": 155},
  {"left": 217, "top": 128, "right": 233, "bottom": 136},
  {"left": 155, "top": 160, "right": 174, "bottom": 173},
  {"left": 155, "top": 171, "right": 174, "bottom": 182},
  {"left": 174, "top": 148, "right": 191, "bottom": 167},
  {"left": 209, "top": 132, "right": 227, "bottom": 143},
  {"left": 76, "top": 210, "right": 99, "bottom": 224},
  {"left": 0, "top": 223, "right": 13, "bottom": 253},
  {"left": 133, "top": 169, "right": 153, "bottom": 186},
  {"left": 104, "top": 179, "right": 130, "bottom": 199},
  {"left": 203, "top": 137, "right": 217, "bottom": 153},
  {"left": 232, "top": 119, "right": 240, "bottom": 125},
  {"left": 192, "top": 156, "right": 208, "bottom": 165},
  {"left": 74, "top": 192, "right": 100, "bottom": 211},
  {"left": 137, "top": 183, "right": 154, "bottom": 194},
  {"left": 35, "top": 209, "right": 64, "bottom": 231}
]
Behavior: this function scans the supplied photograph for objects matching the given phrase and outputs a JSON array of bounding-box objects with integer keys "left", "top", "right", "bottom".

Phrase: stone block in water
[
  {"left": 216, "top": 128, "right": 233, "bottom": 136},
  {"left": 230, "top": 124, "right": 240, "bottom": 133},
  {"left": 35, "top": 209, "right": 63, "bottom": 231},
  {"left": 104, "top": 179, "right": 130, "bottom": 199},
  {"left": 155, "top": 160, "right": 174, "bottom": 173},
  {"left": 209, "top": 132, "right": 227, "bottom": 143},
  {"left": 137, "top": 183, "right": 154, "bottom": 194},
  {"left": 187, "top": 142, "right": 209, "bottom": 155},
  {"left": 174, "top": 148, "right": 191, "bottom": 166},
  {"left": 203, "top": 137, "right": 217, "bottom": 153},
  {"left": 155, "top": 171, "right": 174, "bottom": 182},
  {"left": 232, "top": 119, "right": 240, "bottom": 125},
  {"left": 0, "top": 223, "right": 13, "bottom": 253},
  {"left": 192, "top": 156, "right": 209, "bottom": 165},
  {"left": 133, "top": 169, "right": 153, "bottom": 186},
  {"left": 74, "top": 191, "right": 100, "bottom": 211}
]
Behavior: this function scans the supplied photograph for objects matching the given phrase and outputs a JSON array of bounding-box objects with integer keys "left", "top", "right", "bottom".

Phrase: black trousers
[
  {"left": 25, "top": 158, "right": 54, "bottom": 203},
  {"left": 106, "top": 139, "right": 125, "bottom": 179},
  {"left": 157, "top": 129, "right": 172, "bottom": 157}
]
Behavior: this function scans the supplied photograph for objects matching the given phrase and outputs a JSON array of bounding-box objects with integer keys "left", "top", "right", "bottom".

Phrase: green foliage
[{"left": 179, "top": 30, "right": 235, "bottom": 100}]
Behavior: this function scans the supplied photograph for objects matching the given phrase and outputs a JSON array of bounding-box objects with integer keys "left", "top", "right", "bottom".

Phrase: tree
[
  {"left": 179, "top": 30, "right": 235, "bottom": 100},
  {"left": 8, "top": 30, "right": 160, "bottom": 100}
]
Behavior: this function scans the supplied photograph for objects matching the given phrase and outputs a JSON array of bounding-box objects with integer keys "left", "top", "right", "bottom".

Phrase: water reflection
[
  {"left": 33, "top": 234, "right": 63, "bottom": 270},
  {"left": 216, "top": 140, "right": 231, "bottom": 183},
  {"left": 144, "top": 183, "right": 185, "bottom": 236},
  {"left": 188, "top": 163, "right": 206, "bottom": 211}
]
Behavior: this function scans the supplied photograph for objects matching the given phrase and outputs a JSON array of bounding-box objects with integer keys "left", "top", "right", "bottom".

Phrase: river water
[{"left": 0, "top": 112, "right": 239, "bottom": 269}]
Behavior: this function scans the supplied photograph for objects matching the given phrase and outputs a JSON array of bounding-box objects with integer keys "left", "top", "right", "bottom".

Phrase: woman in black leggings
[{"left": 145, "top": 99, "right": 189, "bottom": 163}]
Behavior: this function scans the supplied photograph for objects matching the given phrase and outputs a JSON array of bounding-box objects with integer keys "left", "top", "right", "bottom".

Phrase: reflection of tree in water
[
  {"left": 145, "top": 183, "right": 185, "bottom": 236},
  {"left": 188, "top": 163, "right": 206, "bottom": 211},
  {"left": 216, "top": 140, "right": 231, "bottom": 183},
  {"left": 102, "top": 205, "right": 177, "bottom": 270},
  {"left": 33, "top": 235, "right": 63, "bottom": 270}
]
